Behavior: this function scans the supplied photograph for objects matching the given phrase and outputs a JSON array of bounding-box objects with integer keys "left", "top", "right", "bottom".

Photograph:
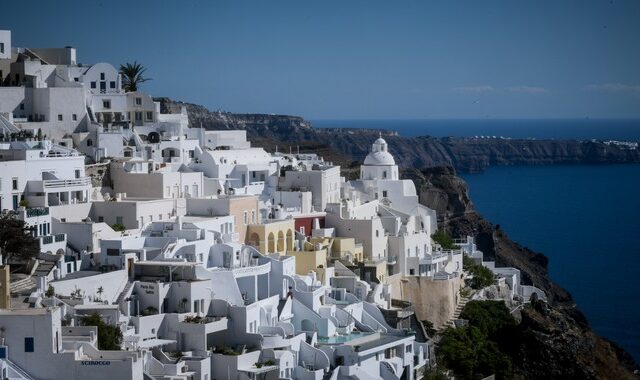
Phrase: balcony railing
[
  {"left": 27, "top": 207, "right": 49, "bottom": 217},
  {"left": 43, "top": 177, "right": 91, "bottom": 189}
]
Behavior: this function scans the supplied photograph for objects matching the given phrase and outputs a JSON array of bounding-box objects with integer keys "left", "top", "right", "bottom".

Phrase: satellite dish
[{"left": 148, "top": 132, "right": 160, "bottom": 143}]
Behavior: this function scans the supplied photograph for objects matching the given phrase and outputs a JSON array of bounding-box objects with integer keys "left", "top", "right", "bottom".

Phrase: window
[
  {"left": 376, "top": 230, "right": 379, "bottom": 237},
  {"left": 383, "top": 170, "right": 387, "bottom": 179},
  {"left": 86, "top": 138, "right": 93, "bottom": 147},
  {"left": 251, "top": 210, "right": 256, "bottom": 223},
  {"left": 146, "top": 111, "right": 153, "bottom": 120},
  {"left": 0, "top": 42, "right": 4, "bottom": 54},
  {"left": 243, "top": 211, "right": 248, "bottom": 225},
  {"left": 98, "top": 216, "right": 104, "bottom": 223},
  {"left": 12, "top": 177, "right": 18, "bottom": 190},
  {"left": 24, "top": 337, "right": 34, "bottom": 352},
  {"left": 100, "top": 73, "right": 105, "bottom": 80},
  {"left": 135, "top": 97, "right": 142, "bottom": 106},
  {"left": 406, "top": 345, "right": 412, "bottom": 353},
  {"left": 106, "top": 249, "right": 120, "bottom": 256},
  {"left": 91, "top": 81, "right": 96, "bottom": 89},
  {"left": 74, "top": 77, "right": 79, "bottom": 82},
  {"left": 116, "top": 216, "right": 123, "bottom": 225},
  {"left": 58, "top": 114, "right": 63, "bottom": 121},
  {"left": 135, "top": 111, "right": 142, "bottom": 121},
  {"left": 19, "top": 103, "right": 24, "bottom": 110},
  {"left": 103, "top": 100, "right": 111, "bottom": 109},
  {"left": 382, "top": 190, "right": 388, "bottom": 197},
  {"left": 72, "top": 114, "right": 77, "bottom": 121},
  {"left": 110, "top": 81, "right": 116, "bottom": 88}
]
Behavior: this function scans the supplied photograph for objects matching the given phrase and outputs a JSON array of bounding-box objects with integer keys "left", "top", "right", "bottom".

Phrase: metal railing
[{"left": 26, "top": 207, "right": 49, "bottom": 217}]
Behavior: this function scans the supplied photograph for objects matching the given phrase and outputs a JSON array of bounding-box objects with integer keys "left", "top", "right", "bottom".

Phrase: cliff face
[
  {"left": 156, "top": 97, "right": 640, "bottom": 172},
  {"left": 414, "top": 166, "right": 638, "bottom": 379}
]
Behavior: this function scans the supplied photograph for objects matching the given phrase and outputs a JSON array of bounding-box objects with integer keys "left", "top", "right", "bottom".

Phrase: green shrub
[
  {"left": 431, "top": 231, "right": 458, "bottom": 250},
  {"left": 421, "top": 320, "right": 437, "bottom": 337},
  {"left": 469, "top": 265, "right": 495, "bottom": 289},
  {"left": 80, "top": 313, "right": 122, "bottom": 350},
  {"left": 463, "top": 256, "right": 495, "bottom": 289},
  {"left": 111, "top": 223, "right": 126, "bottom": 232},
  {"left": 422, "top": 365, "right": 449, "bottom": 380},
  {"left": 45, "top": 284, "right": 55, "bottom": 298},
  {"left": 437, "top": 301, "right": 516, "bottom": 379}
]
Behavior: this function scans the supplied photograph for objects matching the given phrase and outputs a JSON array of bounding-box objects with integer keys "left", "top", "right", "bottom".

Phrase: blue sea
[
  {"left": 313, "top": 119, "right": 640, "bottom": 141},
  {"left": 462, "top": 165, "right": 640, "bottom": 363},
  {"left": 315, "top": 119, "right": 640, "bottom": 362}
]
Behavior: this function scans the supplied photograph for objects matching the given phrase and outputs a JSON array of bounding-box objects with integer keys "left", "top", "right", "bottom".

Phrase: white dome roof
[
  {"left": 374, "top": 137, "right": 387, "bottom": 145},
  {"left": 364, "top": 150, "right": 396, "bottom": 166}
]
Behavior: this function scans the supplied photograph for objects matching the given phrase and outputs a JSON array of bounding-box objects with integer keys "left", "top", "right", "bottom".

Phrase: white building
[{"left": 0, "top": 138, "right": 90, "bottom": 212}]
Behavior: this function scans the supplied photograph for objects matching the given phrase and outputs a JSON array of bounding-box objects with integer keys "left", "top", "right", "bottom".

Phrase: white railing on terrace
[{"left": 43, "top": 177, "right": 91, "bottom": 189}]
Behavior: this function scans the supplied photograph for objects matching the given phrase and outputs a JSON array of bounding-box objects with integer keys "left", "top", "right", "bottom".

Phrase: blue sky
[{"left": 2, "top": 0, "right": 639, "bottom": 119}]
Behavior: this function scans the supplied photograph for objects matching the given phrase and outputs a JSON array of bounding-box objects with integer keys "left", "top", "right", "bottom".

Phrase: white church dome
[
  {"left": 364, "top": 150, "right": 396, "bottom": 166},
  {"left": 363, "top": 136, "right": 396, "bottom": 166}
]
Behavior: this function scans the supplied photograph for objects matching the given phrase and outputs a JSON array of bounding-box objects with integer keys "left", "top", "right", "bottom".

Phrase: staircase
[
  {"left": 439, "top": 295, "right": 470, "bottom": 331},
  {"left": 10, "top": 277, "right": 36, "bottom": 295},
  {"left": 3, "top": 358, "right": 36, "bottom": 379},
  {"left": 115, "top": 281, "right": 134, "bottom": 305},
  {"left": 32, "top": 260, "right": 56, "bottom": 278}
]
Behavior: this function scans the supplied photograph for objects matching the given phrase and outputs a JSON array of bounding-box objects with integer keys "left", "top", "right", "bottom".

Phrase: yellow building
[
  {"left": 287, "top": 239, "right": 329, "bottom": 275},
  {"left": 0, "top": 266, "right": 10, "bottom": 309},
  {"left": 246, "top": 219, "right": 295, "bottom": 256},
  {"left": 331, "top": 237, "right": 364, "bottom": 263}
]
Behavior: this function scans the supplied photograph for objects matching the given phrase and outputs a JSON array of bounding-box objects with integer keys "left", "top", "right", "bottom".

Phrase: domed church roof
[{"left": 363, "top": 136, "right": 396, "bottom": 166}]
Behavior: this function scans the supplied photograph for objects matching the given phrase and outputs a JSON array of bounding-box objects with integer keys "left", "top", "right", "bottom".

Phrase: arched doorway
[
  {"left": 267, "top": 232, "right": 275, "bottom": 253},
  {"left": 286, "top": 229, "right": 294, "bottom": 251},
  {"left": 277, "top": 231, "right": 285, "bottom": 252}
]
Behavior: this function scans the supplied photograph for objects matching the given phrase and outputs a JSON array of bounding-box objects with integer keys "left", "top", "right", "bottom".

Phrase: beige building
[
  {"left": 186, "top": 195, "right": 259, "bottom": 242},
  {"left": 245, "top": 219, "right": 295, "bottom": 256},
  {"left": 287, "top": 238, "right": 330, "bottom": 275},
  {"left": 330, "top": 237, "right": 364, "bottom": 263}
]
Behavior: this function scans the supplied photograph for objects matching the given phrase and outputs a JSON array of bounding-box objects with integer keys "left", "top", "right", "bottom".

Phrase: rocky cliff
[
  {"left": 413, "top": 166, "right": 638, "bottom": 379},
  {"left": 156, "top": 98, "right": 640, "bottom": 173}
]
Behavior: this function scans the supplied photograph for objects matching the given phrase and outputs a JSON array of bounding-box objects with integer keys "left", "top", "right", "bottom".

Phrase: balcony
[
  {"left": 178, "top": 315, "right": 228, "bottom": 334},
  {"left": 43, "top": 177, "right": 91, "bottom": 189},
  {"left": 26, "top": 206, "right": 49, "bottom": 218},
  {"left": 419, "top": 251, "right": 449, "bottom": 265}
]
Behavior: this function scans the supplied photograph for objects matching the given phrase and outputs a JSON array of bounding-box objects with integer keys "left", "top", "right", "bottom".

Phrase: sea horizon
[{"left": 312, "top": 118, "right": 640, "bottom": 141}]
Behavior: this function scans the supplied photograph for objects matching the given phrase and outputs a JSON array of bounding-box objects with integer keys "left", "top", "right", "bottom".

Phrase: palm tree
[
  {"left": 119, "top": 61, "right": 150, "bottom": 92},
  {"left": 96, "top": 286, "right": 104, "bottom": 301}
]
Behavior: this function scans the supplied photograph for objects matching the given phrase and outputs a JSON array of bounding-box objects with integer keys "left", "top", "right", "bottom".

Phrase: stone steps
[
  {"left": 438, "top": 296, "right": 470, "bottom": 332},
  {"left": 11, "top": 276, "right": 36, "bottom": 294}
]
